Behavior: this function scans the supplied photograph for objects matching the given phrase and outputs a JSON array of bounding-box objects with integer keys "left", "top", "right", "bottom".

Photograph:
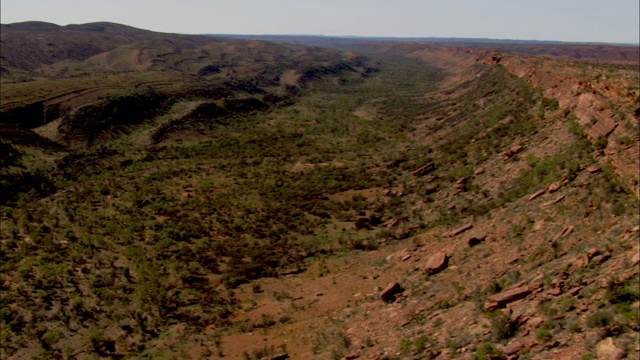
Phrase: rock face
[
  {"left": 596, "top": 338, "right": 626, "bottom": 360},
  {"left": 585, "top": 118, "right": 618, "bottom": 142},
  {"left": 484, "top": 286, "right": 531, "bottom": 310},
  {"left": 425, "top": 252, "right": 448, "bottom": 275},
  {"left": 380, "top": 282, "right": 403, "bottom": 302}
]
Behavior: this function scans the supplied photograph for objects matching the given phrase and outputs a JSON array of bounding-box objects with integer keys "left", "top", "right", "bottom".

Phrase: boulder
[
  {"left": 587, "top": 247, "right": 602, "bottom": 260},
  {"left": 630, "top": 250, "right": 640, "bottom": 267},
  {"left": 454, "top": 177, "right": 468, "bottom": 189},
  {"left": 486, "top": 286, "right": 531, "bottom": 308},
  {"left": 567, "top": 287, "right": 582, "bottom": 296},
  {"left": 592, "top": 254, "right": 611, "bottom": 265},
  {"left": 553, "top": 225, "right": 575, "bottom": 241},
  {"left": 424, "top": 175, "right": 438, "bottom": 183},
  {"left": 425, "top": 252, "right": 448, "bottom": 275},
  {"left": 502, "top": 339, "right": 525, "bottom": 355},
  {"left": 527, "top": 317, "right": 544, "bottom": 329},
  {"left": 547, "top": 181, "right": 562, "bottom": 193},
  {"left": 448, "top": 223, "right": 473, "bottom": 237},
  {"left": 509, "top": 145, "right": 524, "bottom": 154},
  {"left": 467, "top": 236, "right": 486, "bottom": 247},
  {"left": 380, "top": 282, "right": 403, "bottom": 302},
  {"left": 382, "top": 218, "right": 400, "bottom": 229},
  {"left": 587, "top": 164, "right": 602, "bottom": 174},
  {"left": 542, "top": 195, "right": 565, "bottom": 207},
  {"left": 278, "top": 267, "right": 307, "bottom": 276},
  {"left": 502, "top": 145, "right": 524, "bottom": 162},
  {"left": 549, "top": 287, "right": 563, "bottom": 296},
  {"left": 484, "top": 300, "right": 499, "bottom": 312},
  {"left": 596, "top": 338, "right": 626, "bottom": 360},
  {"left": 412, "top": 162, "right": 436, "bottom": 177},
  {"left": 528, "top": 188, "right": 546, "bottom": 201},
  {"left": 262, "top": 354, "right": 289, "bottom": 360},
  {"left": 393, "top": 228, "right": 411, "bottom": 240},
  {"left": 425, "top": 183, "right": 440, "bottom": 195},
  {"left": 474, "top": 168, "right": 485, "bottom": 176}
]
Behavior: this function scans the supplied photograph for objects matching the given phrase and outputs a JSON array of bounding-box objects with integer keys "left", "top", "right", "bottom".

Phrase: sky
[{"left": 1, "top": 0, "right": 639, "bottom": 44}]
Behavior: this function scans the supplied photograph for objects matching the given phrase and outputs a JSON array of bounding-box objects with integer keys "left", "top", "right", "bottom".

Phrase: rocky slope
[{"left": 0, "top": 26, "right": 638, "bottom": 360}]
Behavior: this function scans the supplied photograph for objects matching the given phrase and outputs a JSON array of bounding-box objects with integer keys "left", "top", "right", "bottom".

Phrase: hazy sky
[{"left": 1, "top": 0, "right": 638, "bottom": 44}]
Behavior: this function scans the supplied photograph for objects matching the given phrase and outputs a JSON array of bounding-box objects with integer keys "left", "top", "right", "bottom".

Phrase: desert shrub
[
  {"left": 473, "top": 342, "right": 505, "bottom": 360},
  {"left": 257, "top": 315, "right": 276, "bottom": 328},
  {"left": 489, "top": 311, "right": 516, "bottom": 342},
  {"left": 535, "top": 321, "right": 556, "bottom": 343},
  {"left": 89, "top": 330, "right": 115, "bottom": 355},
  {"left": 541, "top": 97, "right": 560, "bottom": 111},
  {"left": 539, "top": 300, "right": 559, "bottom": 317},
  {"left": 586, "top": 310, "right": 615, "bottom": 329},
  {"left": 0, "top": 142, "right": 22, "bottom": 169},
  {"left": 567, "top": 320, "right": 582, "bottom": 333},
  {"left": 593, "top": 137, "right": 608, "bottom": 150},
  {"left": 605, "top": 278, "right": 639, "bottom": 304},
  {"left": 486, "top": 280, "right": 502, "bottom": 295}
]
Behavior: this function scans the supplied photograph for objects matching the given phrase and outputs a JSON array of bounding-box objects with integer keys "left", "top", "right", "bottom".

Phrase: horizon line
[{"left": 2, "top": 20, "right": 638, "bottom": 46}]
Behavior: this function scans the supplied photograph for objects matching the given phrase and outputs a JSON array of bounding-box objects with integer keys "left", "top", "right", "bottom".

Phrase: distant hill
[
  {"left": 0, "top": 21, "right": 156, "bottom": 71},
  {"left": 0, "top": 21, "right": 375, "bottom": 146}
]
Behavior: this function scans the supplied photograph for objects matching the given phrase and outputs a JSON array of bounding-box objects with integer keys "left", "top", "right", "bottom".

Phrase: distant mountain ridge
[
  {"left": 1, "top": 21, "right": 150, "bottom": 34},
  {"left": 209, "top": 34, "right": 640, "bottom": 62},
  {"left": 210, "top": 33, "right": 639, "bottom": 46},
  {"left": 0, "top": 21, "right": 211, "bottom": 71}
]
